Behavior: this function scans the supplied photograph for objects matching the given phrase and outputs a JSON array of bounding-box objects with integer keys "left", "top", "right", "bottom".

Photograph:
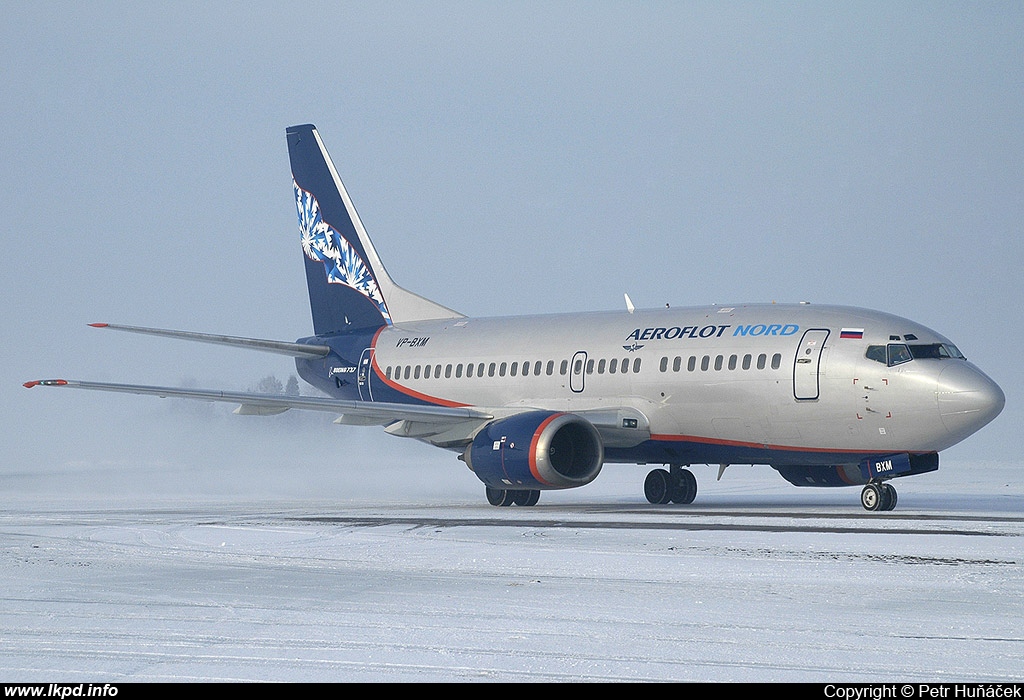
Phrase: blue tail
[{"left": 286, "top": 124, "right": 462, "bottom": 336}]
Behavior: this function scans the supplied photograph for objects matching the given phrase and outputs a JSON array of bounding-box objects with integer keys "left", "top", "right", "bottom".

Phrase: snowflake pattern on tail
[{"left": 294, "top": 179, "right": 391, "bottom": 324}]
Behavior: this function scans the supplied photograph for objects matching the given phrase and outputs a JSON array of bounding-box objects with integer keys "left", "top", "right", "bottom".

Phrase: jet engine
[{"left": 462, "top": 411, "right": 604, "bottom": 490}]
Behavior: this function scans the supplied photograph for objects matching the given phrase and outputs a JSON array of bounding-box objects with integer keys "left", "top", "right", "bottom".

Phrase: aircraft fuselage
[{"left": 297, "top": 302, "right": 1003, "bottom": 476}]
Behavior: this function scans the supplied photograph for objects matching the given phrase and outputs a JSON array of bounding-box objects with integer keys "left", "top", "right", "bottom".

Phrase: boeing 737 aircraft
[{"left": 25, "top": 124, "right": 1005, "bottom": 511}]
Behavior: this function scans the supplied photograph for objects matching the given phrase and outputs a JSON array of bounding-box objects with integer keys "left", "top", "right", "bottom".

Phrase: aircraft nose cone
[{"left": 936, "top": 362, "right": 1005, "bottom": 441}]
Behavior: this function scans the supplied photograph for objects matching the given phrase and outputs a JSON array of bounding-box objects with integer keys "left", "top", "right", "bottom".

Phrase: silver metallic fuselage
[{"left": 355, "top": 303, "right": 1003, "bottom": 463}]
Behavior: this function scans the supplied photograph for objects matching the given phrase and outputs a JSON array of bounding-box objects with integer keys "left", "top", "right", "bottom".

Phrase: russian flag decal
[{"left": 841, "top": 328, "right": 864, "bottom": 339}]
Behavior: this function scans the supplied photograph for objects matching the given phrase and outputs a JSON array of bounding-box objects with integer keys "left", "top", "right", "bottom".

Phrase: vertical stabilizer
[{"left": 286, "top": 124, "right": 463, "bottom": 335}]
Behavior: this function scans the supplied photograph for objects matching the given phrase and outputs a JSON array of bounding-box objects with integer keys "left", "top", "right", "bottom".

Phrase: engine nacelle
[{"left": 463, "top": 411, "right": 604, "bottom": 490}]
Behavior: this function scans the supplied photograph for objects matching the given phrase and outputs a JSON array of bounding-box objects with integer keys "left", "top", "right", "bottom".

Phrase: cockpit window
[
  {"left": 867, "top": 342, "right": 966, "bottom": 366},
  {"left": 888, "top": 343, "right": 912, "bottom": 366},
  {"left": 909, "top": 343, "right": 966, "bottom": 360}
]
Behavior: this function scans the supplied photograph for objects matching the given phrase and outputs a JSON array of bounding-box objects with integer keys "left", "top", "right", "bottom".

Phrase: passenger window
[
  {"left": 546, "top": 360, "right": 554, "bottom": 376},
  {"left": 742, "top": 354, "right": 751, "bottom": 370},
  {"left": 435, "top": 364, "right": 442, "bottom": 378},
  {"left": 404, "top": 366, "right": 412, "bottom": 380},
  {"left": 386, "top": 366, "right": 393, "bottom": 379},
  {"left": 510, "top": 361, "right": 518, "bottom": 377},
  {"left": 771, "top": 353, "right": 782, "bottom": 370},
  {"left": 659, "top": 357, "right": 668, "bottom": 372},
  {"left": 714, "top": 355, "right": 723, "bottom": 371},
  {"left": 465, "top": 363, "right": 473, "bottom": 378},
  {"left": 673, "top": 356, "right": 682, "bottom": 372},
  {"left": 757, "top": 354, "right": 766, "bottom": 370},
  {"left": 445, "top": 364, "right": 453, "bottom": 378},
  {"left": 573, "top": 359, "right": 582, "bottom": 375},
  {"left": 600, "top": 359, "right": 608, "bottom": 374},
  {"left": 455, "top": 364, "right": 463, "bottom": 378},
  {"left": 521, "top": 361, "right": 529, "bottom": 377},
  {"left": 701, "top": 355, "right": 710, "bottom": 371},
  {"left": 488, "top": 362, "right": 496, "bottom": 377},
  {"left": 559, "top": 360, "right": 568, "bottom": 375},
  {"left": 586, "top": 359, "right": 594, "bottom": 374},
  {"left": 633, "top": 358, "right": 641, "bottom": 373},
  {"left": 499, "top": 362, "right": 507, "bottom": 377},
  {"left": 687, "top": 356, "right": 696, "bottom": 372},
  {"left": 414, "top": 365, "right": 421, "bottom": 379},
  {"left": 609, "top": 358, "right": 617, "bottom": 374},
  {"left": 478, "top": 363, "right": 485, "bottom": 377},
  {"left": 621, "top": 358, "right": 630, "bottom": 374},
  {"left": 535, "top": 361, "right": 543, "bottom": 375},
  {"left": 728, "top": 354, "right": 737, "bottom": 370}
]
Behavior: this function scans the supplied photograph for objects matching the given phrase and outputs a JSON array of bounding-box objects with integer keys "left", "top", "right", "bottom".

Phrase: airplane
[{"left": 24, "top": 123, "right": 1005, "bottom": 511}]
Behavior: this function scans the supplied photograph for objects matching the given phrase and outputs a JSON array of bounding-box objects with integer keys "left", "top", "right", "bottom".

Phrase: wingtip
[
  {"left": 88, "top": 323, "right": 108, "bottom": 328},
  {"left": 23, "top": 379, "right": 68, "bottom": 388}
]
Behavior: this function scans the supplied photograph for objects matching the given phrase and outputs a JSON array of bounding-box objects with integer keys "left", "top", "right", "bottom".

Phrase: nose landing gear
[{"left": 860, "top": 482, "right": 898, "bottom": 511}]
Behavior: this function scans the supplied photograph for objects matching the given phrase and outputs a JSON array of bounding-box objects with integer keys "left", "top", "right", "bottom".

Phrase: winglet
[{"left": 23, "top": 379, "right": 68, "bottom": 388}]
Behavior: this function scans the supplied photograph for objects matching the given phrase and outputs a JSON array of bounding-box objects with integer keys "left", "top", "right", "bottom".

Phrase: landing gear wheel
[
  {"left": 486, "top": 486, "right": 515, "bottom": 507},
  {"left": 671, "top": 469, "right": 697, "bottom": 504},
  {"left": 860, "top": 483, "right": 883, "bottom": 511},
  {"left": 512, "top": 489, "right": 541, "bottom": 507},
  {"left": 881, "top": 483, "right": 898, "bottom": 511},
  {"left": 644, "top": 469, "right": 673, "bottom": 504}
]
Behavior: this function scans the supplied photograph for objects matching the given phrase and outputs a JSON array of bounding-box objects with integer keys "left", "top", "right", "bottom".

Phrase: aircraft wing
[{"left": 22, "top": 379, "right": 493, "bottom": 429}]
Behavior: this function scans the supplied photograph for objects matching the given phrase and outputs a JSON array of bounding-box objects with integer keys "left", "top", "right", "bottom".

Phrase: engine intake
[{"left": 463, "top": 411, "right": 604, "bottom": 490}]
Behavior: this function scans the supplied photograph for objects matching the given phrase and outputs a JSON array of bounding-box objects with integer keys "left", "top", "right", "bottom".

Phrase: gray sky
[{"left": 3, "top": 2, "right": 1020, "bottom": 480}]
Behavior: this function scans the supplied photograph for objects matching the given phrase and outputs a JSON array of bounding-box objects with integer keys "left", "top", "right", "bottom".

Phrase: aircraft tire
[
  {"left": 486, "top": 486, "right": 515, "bottom": 507},
  {"left": 671, "top": 469, "right": 697, "bottom": 505},
  {"left": 512, "top": 489, "right": 541, "bottom": 506},
  {"left": 881, "top": 483, "right": 898, "bottom": 511},
  {"left": 644, "top": 469, "right": 673, "bottom": 505},
  {"left": 860, "top": 483, "right": 883, "bottom": 511}
]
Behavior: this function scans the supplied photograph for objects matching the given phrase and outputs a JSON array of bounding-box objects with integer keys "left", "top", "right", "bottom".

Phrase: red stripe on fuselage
[
  {"left": 368, "top": 326, "right": 471, "bottom": 408},
  {"left": 649, "top": 433, "right": 891, "bottom": 455}
]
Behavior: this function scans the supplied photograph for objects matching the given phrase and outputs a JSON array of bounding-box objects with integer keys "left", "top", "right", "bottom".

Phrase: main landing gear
[
  {"left": 644, "top": 465, "right": 697, "bottom": 505},
  {"left": 860, "top": 481, "right": 898, "bottom": 511},
  {"left": 485, "top": 486, "right": 541, "bottom": 507}
]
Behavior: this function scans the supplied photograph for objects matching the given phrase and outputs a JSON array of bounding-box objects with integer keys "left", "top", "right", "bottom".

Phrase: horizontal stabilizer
[{"left": 88, "top": 323, "right": 330, "bottom": 358}]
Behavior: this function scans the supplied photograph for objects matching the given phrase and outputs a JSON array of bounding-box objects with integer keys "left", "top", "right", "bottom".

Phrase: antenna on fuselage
[{"left": 624, "top": 293, "right": 635, "bottom": 314}]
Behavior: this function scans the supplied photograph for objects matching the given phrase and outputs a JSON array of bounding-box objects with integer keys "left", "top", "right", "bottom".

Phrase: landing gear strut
[
  {"left": 860, "top": 482, "right": 898, "bottom": 511},
  {"left": 485, "top": 486, "right": 540, "bottom": 507},
  {"left": 644, "top": 465, "right": 697, "bottom": 505}
]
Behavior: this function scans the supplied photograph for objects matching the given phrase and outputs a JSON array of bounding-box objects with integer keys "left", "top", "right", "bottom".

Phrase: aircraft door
[
  {"left": 793, "top": 329, "right": 830, "bottom": 400},
  {"left": 570, "top": 351, "right": 587, "bottom": 393},
  {"left": 357, "top": 348, "right": 374, "bottom": 401}
]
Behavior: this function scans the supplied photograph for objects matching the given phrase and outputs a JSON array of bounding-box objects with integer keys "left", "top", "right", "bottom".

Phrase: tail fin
[{"left": 286, "top": 124, "right": 463, "bottom": 335}]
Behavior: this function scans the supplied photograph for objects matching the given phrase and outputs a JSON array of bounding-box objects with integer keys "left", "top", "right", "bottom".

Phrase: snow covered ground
[{"left": 1, "top": 451, "right": 1021, "bottom": 683}]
